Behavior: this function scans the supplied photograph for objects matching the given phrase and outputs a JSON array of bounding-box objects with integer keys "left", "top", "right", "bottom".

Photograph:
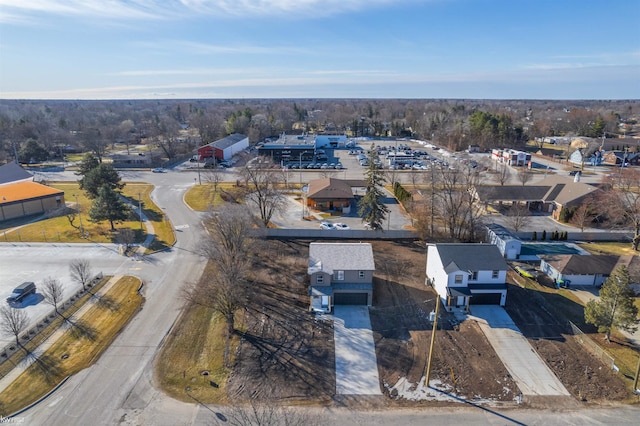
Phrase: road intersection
[{"left": 5, "top": 160, "right": 638, "bottom": 424}]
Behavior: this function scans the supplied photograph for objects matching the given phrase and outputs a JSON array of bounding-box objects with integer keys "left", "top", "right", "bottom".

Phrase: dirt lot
[
  {"left": 227, "top": 240, "right": 520, "bottom": 406},
  {"left": 504, "top": 282, "right": 629, "bottom": 403}
]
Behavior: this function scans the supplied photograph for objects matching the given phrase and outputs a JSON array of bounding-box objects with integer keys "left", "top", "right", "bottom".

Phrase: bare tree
[
  {"left": 602, "top": 169, "right": 640, "bottom": 248},
  {"left": 185, "top": 205, "right": 256, "bottom": 366},
  {"left": 505, "top": 203, "right": 530, "bottom": 232},
  {"left": 69, "top": 259, "right": 93, "bottom": 292},
  {"left": 494, "top": 163, "right": 510, "bottom": 186},
  {"left": 407, "top": 168, "right": 421, "bottom": 189},
  {"left": 517, "top": 168, "right": 532, "bottom": 186},
  {"left": 116, "top": 228, "right": 136, "bottom": 254},
  {"left": 434, "top": 168, "right": 471, "bottom": 241},
  {"left": 42, "top": 277, "right": 65, "bottom": 316},
  {"left": 319, "top": 169, "right": 339, "bottom": 179},
  {"left": 240, "top": 160, "right": 287, "bottom": 227},
  {"left": 202, "top": 167, "right": 224, "bottom": 194},
  {"left": 569, "top": 199, "right": 595, "bottom": 232},
  {"left": 0, "top": 305, "right": 29, "bottom": 346}
]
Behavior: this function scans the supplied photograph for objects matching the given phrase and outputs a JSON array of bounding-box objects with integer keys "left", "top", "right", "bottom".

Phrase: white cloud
[
  {"left": 0, "top": 0, "right": 412, "bottom": 23},
  {"left": 0, "top": 0, "right": 165, "bottom": 22}
]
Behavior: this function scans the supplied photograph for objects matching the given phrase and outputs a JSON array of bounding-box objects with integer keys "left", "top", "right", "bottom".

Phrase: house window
[
  {"left": 492, "top": 270, "right": 499, "bottom": 279},
  {"left": 468, "top": 271, "right": 478, "bottom": 281},
  {"left": 335, "top": 270, "right": 344, "bottom": 281},
  {"left": 454, "top": 274, "right": 463, "bottom": 284},
  {"left": 358, "top": 271, "right": 365, "bottom": 279},
  {"left": 316, "top": 275, "right": 324, "bottom": 285}
]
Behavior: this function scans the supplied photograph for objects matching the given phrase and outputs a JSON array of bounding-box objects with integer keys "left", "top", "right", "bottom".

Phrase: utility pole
[
  {"left": 425, "top": 297, "right": 440, "bottom": 387},
  {"left": 633, "top": 353, "right": 640, "bottom": 394}
]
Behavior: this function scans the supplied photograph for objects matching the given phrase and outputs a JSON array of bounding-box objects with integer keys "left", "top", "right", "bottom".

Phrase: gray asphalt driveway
[
  {"left": 469, "top": 305, "right": 570, "bottom": 397},
  {"left": 333, "top": 305, "right": 382, "bottom": 395}
]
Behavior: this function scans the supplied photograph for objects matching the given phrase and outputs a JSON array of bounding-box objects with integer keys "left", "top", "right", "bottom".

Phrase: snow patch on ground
[
  {"left": 384, "top": 376, "right": 453, "bottom": 401},
  {"left": 384, "top": 376, "right": 499, "bottom": 405}
]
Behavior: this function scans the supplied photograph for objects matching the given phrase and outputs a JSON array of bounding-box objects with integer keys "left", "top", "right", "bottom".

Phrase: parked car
[
  {"left": 152, "top": 167, "right": 166, "bottom": 173},
  {"left": 6, "top": 282, "right": 36, "bottom": 305},
  {"left": 334, "top": 223, "right": 350, "bottom": 230},
  {"left": 319, "top": 222, "right": 335, "bottom": 230}
]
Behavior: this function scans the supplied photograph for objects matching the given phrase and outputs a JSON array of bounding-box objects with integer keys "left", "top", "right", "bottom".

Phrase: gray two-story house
[{"left": 308, "top": 242, "right": 375, "bottom": 312}]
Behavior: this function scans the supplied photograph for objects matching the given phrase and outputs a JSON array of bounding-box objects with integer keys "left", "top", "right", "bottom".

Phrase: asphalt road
[
  {"left": 20, "top": 170, "right": 208, "bottom": 425},
  {"left": 14, "top": 161, "right": 637, "bottom": 424}
]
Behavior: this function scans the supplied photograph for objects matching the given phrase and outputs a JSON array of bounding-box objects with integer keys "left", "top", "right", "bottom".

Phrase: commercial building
[{"left": 197, "top": 133, "right": 249, "bottom": 162}]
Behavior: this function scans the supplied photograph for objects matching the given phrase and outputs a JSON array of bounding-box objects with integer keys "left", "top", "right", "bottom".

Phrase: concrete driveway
[
  {"left": 332, "top": 305, "right": 382, "bottom": 395},
  {"left": 469, "top": 305, "right": 570, "bottom": 397}
]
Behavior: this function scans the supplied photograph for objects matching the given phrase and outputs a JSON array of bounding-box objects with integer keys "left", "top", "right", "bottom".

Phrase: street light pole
[
  {"left": 299, "top": 152, "right": 303, "bottom": 185},
  {"left": 196, "top": 155, "right": 202, "bottom": 185},
  {"left": 74, "top": 194, "right": 84, "bottom": 236},
  {"left": 138, "top": 193, "right": 143, "bottom": 230},
  {"left": 425, "top": 297, "right": 440, "bottom": 387}
]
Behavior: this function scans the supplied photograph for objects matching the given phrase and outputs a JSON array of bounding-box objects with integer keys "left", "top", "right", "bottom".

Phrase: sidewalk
[
  {"left": 124, "top": 198, "right": 156, "bottom": 255},
  {"left": 0, "top": 275, "right": 123, "bottom": 393},
  {"left": 0, "top": 204, "right": 155, "bottom": 394}
]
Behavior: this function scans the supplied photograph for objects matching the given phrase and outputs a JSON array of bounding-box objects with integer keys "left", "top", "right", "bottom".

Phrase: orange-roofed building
[{"left": 0, "top": 181, "right": 65, "bottom": 221}]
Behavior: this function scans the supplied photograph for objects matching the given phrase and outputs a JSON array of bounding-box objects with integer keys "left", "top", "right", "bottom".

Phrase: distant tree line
[{"left": 0, "top": 99, "right": 635, "bottom": 164}]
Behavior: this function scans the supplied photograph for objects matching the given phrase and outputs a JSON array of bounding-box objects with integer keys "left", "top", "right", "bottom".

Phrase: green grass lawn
[
  {"left": 578, "top": 241, "right": 637, "bottom": 256},
  {"left": 0, "top": 182, "right": 175, "bottom": 252}
]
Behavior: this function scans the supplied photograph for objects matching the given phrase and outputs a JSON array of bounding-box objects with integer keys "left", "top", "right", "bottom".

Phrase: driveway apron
[
  {"left": 470, "top": 305, "right": 570, "bottom": 396},
  {"left": 333, "top": 305, "right": 382, "bottom": 395}
]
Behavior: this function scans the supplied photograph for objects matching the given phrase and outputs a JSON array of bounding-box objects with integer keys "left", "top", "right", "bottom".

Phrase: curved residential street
[
  {"left": 9, "top": 164, "right": 640, "bottom": 425},
  {"left": 18, "top": 170, "right": 207, "bottom": 425}
]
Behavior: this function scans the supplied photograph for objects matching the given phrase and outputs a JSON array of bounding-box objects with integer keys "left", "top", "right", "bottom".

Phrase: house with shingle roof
[
  {"left": 0, "top": 161, "right": 33, "bottom": 184},
  {"left": 612, "top": 255, "right": 640, "bottom": 295},
  {"left": 474, "top": 176, "right": 599, "bottom": 221},
  {"left": 306, "top": 178, "right": 354, "bottom": 212},
  {"left": 426, "top": 243, "right": 509, "bottom": 312},
  {"left": 539, "top": 254, "right": 619, "bottom": 287},
  {"left": 308, "top": 242, "right": 375, "bottom": 312}
]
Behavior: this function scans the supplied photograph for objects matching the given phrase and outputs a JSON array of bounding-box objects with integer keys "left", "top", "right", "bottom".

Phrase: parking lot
[{"left": 0, "top": 243, "right": 132, "bottom": 346}]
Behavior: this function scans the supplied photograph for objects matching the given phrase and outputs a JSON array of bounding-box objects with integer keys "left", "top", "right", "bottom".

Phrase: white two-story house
[
  {"left": 308, "top": 242, "right": 375, "bottom": 312},
  {"left": 426, "top": 243, "right": 509, "bottom": 312}
]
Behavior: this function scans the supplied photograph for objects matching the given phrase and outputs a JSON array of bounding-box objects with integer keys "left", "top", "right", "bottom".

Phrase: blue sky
[{"left": 0, "top": 0, "right": 638, "bottom": 100}]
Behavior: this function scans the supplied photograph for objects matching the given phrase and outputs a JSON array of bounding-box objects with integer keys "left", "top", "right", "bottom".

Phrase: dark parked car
[{"left": 7, "top": 282, "right": 36, "bottom": 305}]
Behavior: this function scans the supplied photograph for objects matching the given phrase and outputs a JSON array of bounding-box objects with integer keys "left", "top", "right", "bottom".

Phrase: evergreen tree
[
  {"left": 89, "top": 185, "right": 130, "bottom": 231},
  {"left": 18, "top": 139, "right": 49, "bottom": 163},
  {"left": 358, "top": 145, "right": 389, "bottom": 230},
  {"left": 80, "top": 163, "right": 125, "bottom": 199},
  {"left": 585, "top": 266, "right": 638, "bottom": 341},
  {"left": 75, "top": 153, "right": 100, "bottom": 177}
]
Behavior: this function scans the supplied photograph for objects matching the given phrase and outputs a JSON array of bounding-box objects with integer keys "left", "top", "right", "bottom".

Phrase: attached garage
[
  {"left": 334, "top": 292, "right": 369, "bottom": 305},
  {"left": 470, "top": 293, "right": 503, "bottom": 305}
]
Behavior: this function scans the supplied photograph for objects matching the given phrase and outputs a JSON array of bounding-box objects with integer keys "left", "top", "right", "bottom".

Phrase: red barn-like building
[{"left": 197, "top": 134, "right": 249, "bottom": 162}]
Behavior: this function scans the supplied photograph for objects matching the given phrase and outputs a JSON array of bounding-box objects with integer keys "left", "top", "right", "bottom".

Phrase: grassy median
[{"left": 0, "top": 276, "right": 144, "bottom": 416}]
